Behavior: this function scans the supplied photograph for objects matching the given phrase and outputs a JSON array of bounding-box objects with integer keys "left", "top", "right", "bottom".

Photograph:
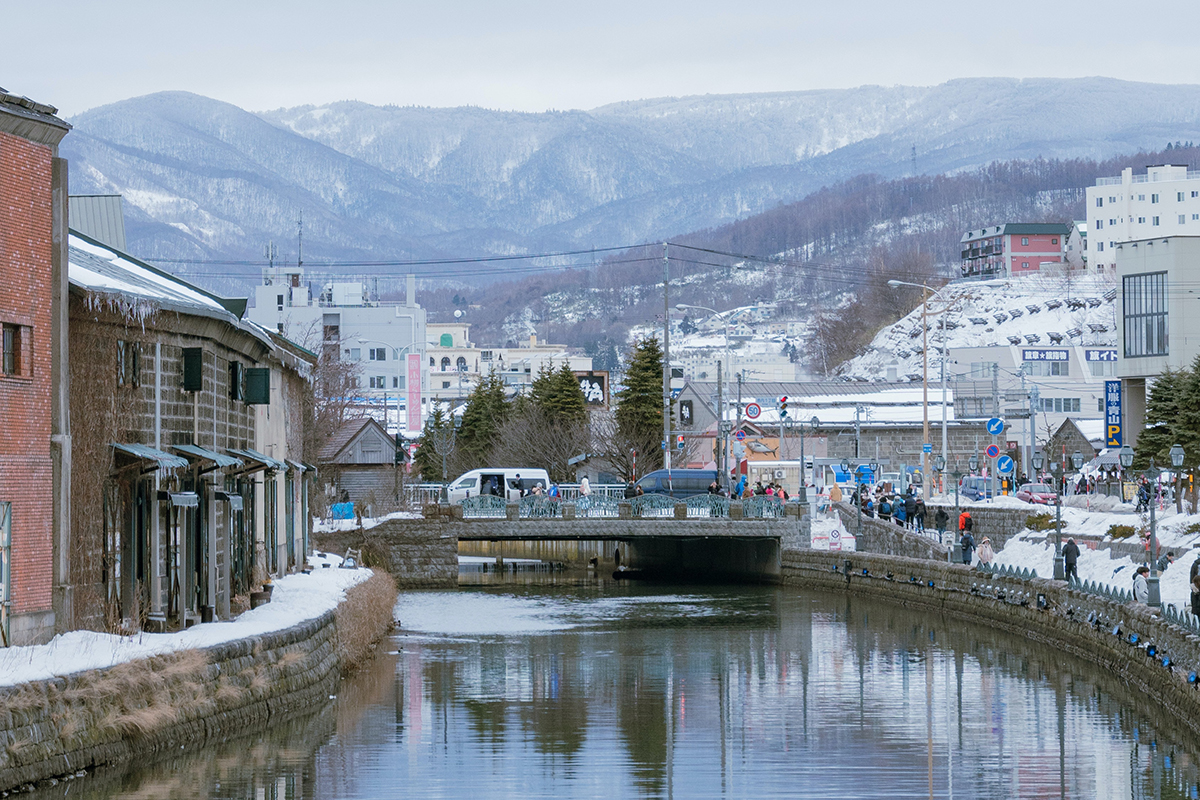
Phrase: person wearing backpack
[
  {"left": 878, "top": 496, "right": 892, "bottom": 522},
  {"left": 960, "top": 528, "right": 976, "bottom": 565}
]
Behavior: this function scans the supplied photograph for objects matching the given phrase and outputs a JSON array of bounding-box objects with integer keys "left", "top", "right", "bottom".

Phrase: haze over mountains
[{"left": 63, "top": 77, "right": 1200, "bottom": 286}]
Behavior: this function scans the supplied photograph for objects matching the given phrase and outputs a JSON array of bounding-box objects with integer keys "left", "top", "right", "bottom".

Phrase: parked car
[
  {"left": 958, "top": 476, "right": 993, "bottom": 501},
  {"left": 635, "top": 469, "right": 719, "bottom": 498},
  {"left": 1015, "top": 483, "right": 1057, "bottom": 505}
]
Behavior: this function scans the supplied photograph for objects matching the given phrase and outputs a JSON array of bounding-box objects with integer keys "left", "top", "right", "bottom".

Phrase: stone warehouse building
[
  {"left": 67, "top": 230, "right": 315, "bottom": 633},
  {"left": 0, "top": 91, "right": 71, "bottom": 646}
]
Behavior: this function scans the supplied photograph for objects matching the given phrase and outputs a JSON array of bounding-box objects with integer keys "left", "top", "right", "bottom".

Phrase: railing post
[
  {"left": 506, "top": 503, "right": 519, "bottom": 521},
  {"left": 618, "top": 501, "right": 632, "bottom": 520},
  {"left": 729, "top": 501, "right": 743, "bottom": 520},
  {"left": 674, "top": 502, "right": 687, "bottom": 520},
  {"left": 563, "top": 503, "right": 576, "bottom": 521}
]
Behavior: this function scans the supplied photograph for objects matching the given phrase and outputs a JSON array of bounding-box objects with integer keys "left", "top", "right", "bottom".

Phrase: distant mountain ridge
[{"left": 63, "top": 77, "right": 1200, "bottom": 286}]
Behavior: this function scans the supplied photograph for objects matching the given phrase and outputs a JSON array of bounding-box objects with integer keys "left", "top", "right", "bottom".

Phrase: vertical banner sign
[
  {"left": 1105, "top": 380, "right": 1122, "bottom": 447},
  {"left": 406, "top": 353, "right": 422, "bottom": 433}
]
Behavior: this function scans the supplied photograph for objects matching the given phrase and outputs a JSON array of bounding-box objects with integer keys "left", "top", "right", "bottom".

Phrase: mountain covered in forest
[{"left": 63, "top": 77, "right": 1200, "bottom": 288}]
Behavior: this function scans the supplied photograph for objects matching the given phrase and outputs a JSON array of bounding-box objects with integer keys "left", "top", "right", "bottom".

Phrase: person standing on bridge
[
  {"left": 934, "top": 507, "right": 949, "bottom": 538},
  {"left": 960, "top": 528, "right": 975, "bottom": 565}
]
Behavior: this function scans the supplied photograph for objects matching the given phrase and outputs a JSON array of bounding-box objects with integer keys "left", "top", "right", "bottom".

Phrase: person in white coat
[{"left": 1133, "top": 566, "right": 1150, "bottom": 604}]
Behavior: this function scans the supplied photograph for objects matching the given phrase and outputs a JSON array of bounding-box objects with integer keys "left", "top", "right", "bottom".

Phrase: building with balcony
[
  {"left": 1086, "top": 165, "right": 1200, "bottom": 271},
  {"left": 960, "top": 223, "right": 1073, "bottom": 278},
  {"left": 424, "top": 324, "right": 593, "bottom": 401}
]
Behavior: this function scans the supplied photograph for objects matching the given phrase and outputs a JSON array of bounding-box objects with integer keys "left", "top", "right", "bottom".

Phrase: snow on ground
[
  {"left": 842, "top": 272, "right": 1118, "bottom": 380},
  {"left": 312, "top": 510, "right": 422, "bottom": 534},
  {"left": 0, "top": 554, "right": 372, "bottom": 688},
  {"left": 982, "top": 500, "right": 1200, "bottom": 610}
]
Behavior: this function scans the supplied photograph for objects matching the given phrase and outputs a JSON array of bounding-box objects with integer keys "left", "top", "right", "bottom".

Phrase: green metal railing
[
  {"left": 460, "top": 495, "right": 508, "bottom": 519},
  {"left": 743, "top": 496, "right": 785, "bottom": 519},
  {"left": 632, "top": 494, "right": 676, "bottom": 518},
  {"left": 686, "top": 494, "right": 730, "bottom": 518}
]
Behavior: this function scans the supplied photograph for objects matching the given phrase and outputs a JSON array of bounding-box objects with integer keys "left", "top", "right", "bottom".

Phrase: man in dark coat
[
  {"left": 960, "top": 530, "right": 975, "bottom": 564},
  {"left": 1062, "top": 537, "right": 1081, "bottom": 582}
]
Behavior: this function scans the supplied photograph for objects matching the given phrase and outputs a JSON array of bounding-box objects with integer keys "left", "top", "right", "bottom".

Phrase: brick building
[
  {"left": 960, "top": 223, "right": 1074, "bottom": 278},
  {"left": 0, "top": 90, "right": 71, "bottom": 646}
]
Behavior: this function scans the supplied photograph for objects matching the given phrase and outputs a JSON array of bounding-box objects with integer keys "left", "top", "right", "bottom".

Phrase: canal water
[{"left": 39, "top": 571, "right": 1200, "bottom": 799}]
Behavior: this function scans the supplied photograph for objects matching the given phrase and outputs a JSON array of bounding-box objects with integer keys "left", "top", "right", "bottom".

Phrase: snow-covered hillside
[{"left": 841, "top": 272, "right": 1119, "bottom": 380}]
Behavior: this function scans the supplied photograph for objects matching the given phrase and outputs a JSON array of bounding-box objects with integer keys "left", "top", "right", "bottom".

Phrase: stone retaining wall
[
  {"left": 0, "top": 577, "right": 390, "bottom": 793},
  {"left": 315, "top": 519, "right": 458, "bottom": 588},
  {"left": 782, "top": 548, "right": 1200, "bottom": 739},
  {"left": 835, "top": 504, "right": 949, "bottom": 560}
]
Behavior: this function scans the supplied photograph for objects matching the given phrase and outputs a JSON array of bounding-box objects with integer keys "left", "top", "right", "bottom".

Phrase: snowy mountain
[{"left": 62, "top": 78, "right": 1200, "bottom": 280}]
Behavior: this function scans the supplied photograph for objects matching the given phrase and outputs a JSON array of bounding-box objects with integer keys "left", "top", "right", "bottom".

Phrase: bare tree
[{"left": 489, "top": 408, "right": 591, "bottom": 484}]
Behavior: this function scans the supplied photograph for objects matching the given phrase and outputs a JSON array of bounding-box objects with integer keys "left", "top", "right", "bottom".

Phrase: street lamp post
[{"left": 1120, "top": 444, "right": 1167, "bottom": 607}]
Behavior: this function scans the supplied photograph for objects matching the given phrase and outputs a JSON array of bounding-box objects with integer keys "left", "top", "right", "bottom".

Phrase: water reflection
[{"left": 38, "top": 581, "right": 1200, "bottom": 799}]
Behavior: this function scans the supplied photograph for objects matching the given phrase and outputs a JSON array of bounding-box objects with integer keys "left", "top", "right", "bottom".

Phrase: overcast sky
[{"left": 4, "top": 0, "right": 1200, "bottom": 117}]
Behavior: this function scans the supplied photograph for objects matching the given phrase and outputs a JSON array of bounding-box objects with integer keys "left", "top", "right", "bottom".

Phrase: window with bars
[
  {"left": 1123, "top": 271, "right": 1168, "bottom": 357},
  {"left": 2, "top": 324, "right": 20, "bottom": 376}
]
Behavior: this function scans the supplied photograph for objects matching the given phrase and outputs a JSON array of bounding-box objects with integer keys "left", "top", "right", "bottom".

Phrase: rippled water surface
[{"left": 48, "top": 577, "right": 1200, "bottom": 799}]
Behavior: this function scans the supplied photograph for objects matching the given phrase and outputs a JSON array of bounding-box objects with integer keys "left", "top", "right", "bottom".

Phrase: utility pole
[
  {"left": 297, "top": 211, "right": 303, "bottom": 269},
  {"left": 854, "top": 405, "right": 862, "bottom": 459},
  {"left": 1029, "top": 384, "right": 1040, "bottom": 479},
  {"left": 662, "top": 242, "right": 671, "bottom": 483},
  {"left": 717, "top": 360, "right": 724, "bottom": 489}
]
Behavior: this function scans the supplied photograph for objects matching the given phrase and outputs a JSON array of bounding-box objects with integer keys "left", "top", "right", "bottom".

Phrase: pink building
[{"left": 960, "top": 223, "right": 1072, "bottom": 278}]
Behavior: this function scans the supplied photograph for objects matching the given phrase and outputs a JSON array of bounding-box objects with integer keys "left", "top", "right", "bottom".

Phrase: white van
[{"left": 447, "top": 468, "right": 552, "bottom": 503}]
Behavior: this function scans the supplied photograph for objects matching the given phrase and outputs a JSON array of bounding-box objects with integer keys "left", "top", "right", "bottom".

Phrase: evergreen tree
[
  {"left": 412, "top": 405, "right": 451, "bottom": 481},
  {"left": 1176, "top": 355, "right": 1200, "bottom": 466},
  {"left": 614, "top": 337, "right": 665, "bottom": 472},
  {"left": 1134, "top": 367, "right": 1185, "bottom": 470},
  {"left": 530, "top": 364, "right": 587, "bottom": 425},
  {"left": 457, "top": 373, "right": 509, "bottom": 467}
]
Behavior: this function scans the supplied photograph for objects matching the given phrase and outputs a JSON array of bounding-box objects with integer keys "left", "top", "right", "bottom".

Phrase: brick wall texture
[{"left": 0, "top": 130, "right": 55, "bottom": 619}]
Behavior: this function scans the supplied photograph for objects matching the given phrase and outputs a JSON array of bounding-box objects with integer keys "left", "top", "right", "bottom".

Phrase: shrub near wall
[{"left": 0, "top": 573, "right": 396, "bottom": 793}]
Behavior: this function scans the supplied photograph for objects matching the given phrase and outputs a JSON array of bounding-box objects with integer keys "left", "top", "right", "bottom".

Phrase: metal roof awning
[
  {"left": 227, "top": 447, "right": 286, "bottom": 473},
  {"left": 158, "top": 491, "right": 199, "bottom": 508},
  {"left": 301, "top": 461, "right": 317, "bottom": 475},
  {"left": 173, "top": 444, "right": 243, "bottom": 474},
  {"left": 285, "top": 458, "right": 306, "bottom": 473},
  {"left": 214, "top": 490, "right": 245, "bottom": 511},
  {"left": 111, "top": 443, "right": 189, "bottom": 472}
]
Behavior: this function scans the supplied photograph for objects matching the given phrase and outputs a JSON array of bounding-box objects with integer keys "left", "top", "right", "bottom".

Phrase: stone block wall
[
  {"left": 835, "top": 504, "right": 949, "bottom": 560},
  {"left": 0, "top": 612, "right": 340, "bottom": 792},
  {"left": 315, "top": 519, "right": 458, "bottom": 588},
  {"left": 782, "top": 548, "right": 1200, "bottom": 740}
]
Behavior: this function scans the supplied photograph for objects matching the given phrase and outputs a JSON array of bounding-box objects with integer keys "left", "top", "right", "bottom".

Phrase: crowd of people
[{"left": 852, "top": 484, "right": 929, "bottom": 533}]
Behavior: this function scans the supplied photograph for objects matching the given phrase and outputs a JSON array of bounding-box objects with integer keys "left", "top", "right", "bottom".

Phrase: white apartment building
[
  {"left": 246, "top": 268, "right": 428, "bottom": 433},
  {"left": 1086, "top": 165, "right": 1200, "bottom": 271},
  {"left": 425, "top": 323, "right": 593, "bottom": 401}
]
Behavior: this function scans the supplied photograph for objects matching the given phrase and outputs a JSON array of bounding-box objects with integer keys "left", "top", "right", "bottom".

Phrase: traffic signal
[{"left": 779, "top": 396, "right": 788, "bottom": 418}]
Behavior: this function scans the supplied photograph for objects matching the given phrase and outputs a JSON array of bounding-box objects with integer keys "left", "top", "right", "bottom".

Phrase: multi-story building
[
  {"left": 247, "top": 268, "right": 428, "bottom": 433},
  {"left": 424, "top": 323, "right": 592, "bottom": 401},
  {"left": 1115, "top": 235, "right": 1200, "bottom": 448},
  {"left": 960, "top": 223, "right": 1074, "bottom": 278},
  {"left": 0, "top": 90, "right": 71, "bottom": 646},
  {"left": 1087, "top": 165, "right": 1200, "bottom": 271}
]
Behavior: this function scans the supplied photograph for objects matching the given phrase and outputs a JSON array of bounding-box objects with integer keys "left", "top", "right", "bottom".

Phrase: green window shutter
[
  {"left": 245, "top": 367, "right": 271, "bottom": 404},
  {"left": 182, "top": 347, "right": 203, "bottom": 392}
]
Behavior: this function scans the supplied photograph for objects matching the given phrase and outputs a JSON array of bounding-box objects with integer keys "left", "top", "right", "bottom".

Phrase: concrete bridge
[{"left": 315, "top": 499, "right": 809, "bottom": 585}]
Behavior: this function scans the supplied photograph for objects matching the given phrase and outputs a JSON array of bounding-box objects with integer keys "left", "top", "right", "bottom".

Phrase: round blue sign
[
  {"left": 986, "top": 417, "right": 1004, "bottom": 435},
  {"left": 997, "top": 455, "right": 1014, "bottom": 475}
]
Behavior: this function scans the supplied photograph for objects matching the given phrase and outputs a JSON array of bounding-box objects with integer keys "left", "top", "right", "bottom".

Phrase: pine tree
[
  {"left": 457, "top": 373, "right": 509, "bottom": 467},
  {"left": 1134, "top": 367, "right": 1185, "bottom": 470},
  {"left": 1176, "top": 356, "right": 1200, "bottom": 466},
  {"left": 412, "top": 405, "right": 451, "bottom": 481},
  {"left": 615, "top": 337, "right": 665, "bottom": 472},
  {"left": 530, "top": 365, "right": 587, "bottom": 424}
]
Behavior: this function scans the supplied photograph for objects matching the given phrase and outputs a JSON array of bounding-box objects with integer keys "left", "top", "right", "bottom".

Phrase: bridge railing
[
  {"left": 686, "top": 494, "right": 730, "bottom": 518},
  {"left": 577, "top": 496, "right": 622, "bottom": 518},
  {"left": 632, "top": 494, "right": 676, "bottom": 519},
  {"left": 460, "top": 495, "right": 508, "bottom": 519},
  {"left": 743, "top": 496, "right": 785, "bottom": 519}
]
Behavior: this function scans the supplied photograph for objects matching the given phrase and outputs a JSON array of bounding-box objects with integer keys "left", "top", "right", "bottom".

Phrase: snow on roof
[
  {"left": 842, "top": 273, "right": 1118, "bottom": 380},
  {"left": 69, "top": 233, "right": 229, "bottom": 315},
  {"left": 1073, "top": 418, "right": 1106, "bottom": 442}
]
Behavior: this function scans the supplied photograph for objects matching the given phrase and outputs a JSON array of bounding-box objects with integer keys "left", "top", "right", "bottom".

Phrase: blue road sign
[
  {"left": 922, "top": 443, "right": 932, "bottom": 453},
  {"left": 986, "top": 417, "right": 1004, "bottom": 435},
  {"left": 735, "top": 430, "right": 746, "bottom": 441},
  {"left": 997, "top": 455, "right": 1014, "bottom": 475}
]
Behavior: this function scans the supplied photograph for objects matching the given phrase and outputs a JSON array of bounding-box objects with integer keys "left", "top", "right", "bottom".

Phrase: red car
[{"left": 1016, "top": 483, "right": 1057, "bottom": 505}]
